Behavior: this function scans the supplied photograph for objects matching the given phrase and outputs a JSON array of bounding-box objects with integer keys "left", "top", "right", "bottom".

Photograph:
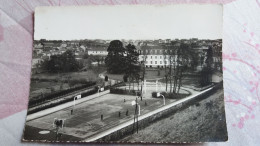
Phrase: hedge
[
  {"left": 28, "top": 81, "right": 125, "bottom": 114},
  {"left": 152, "top": 91, "right": 186, "bottom": 99},
  {"left": 29, "top": 81, "right": 96, "bottom": 107},
  {"left": 110, "top": 88, "right": 141, "bottom": 96},
  {"left": 27, "top": 87, "right": 98, "bottom": 114}
]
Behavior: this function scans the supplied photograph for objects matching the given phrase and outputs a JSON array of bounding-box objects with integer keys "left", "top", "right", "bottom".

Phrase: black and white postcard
[{"left": 22, "top": 4, "right": 228, "bottom": 143}]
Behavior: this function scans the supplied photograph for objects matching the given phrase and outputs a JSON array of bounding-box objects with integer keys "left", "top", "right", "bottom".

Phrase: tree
[
  {"left": 125, "top": 44, "right": 140, "bottom": 90},
  {"left": 167, "top": 42, "right": 193, "bottom": 94},
  {"left": 123, "top": 75, "right": 128, "bottom": 82},
  {"left": 42, "top": 50, "right": 80, "bottom": 73},
  {"left": 105, "top": 40, "right": 126, "bottom": 74},
  {"left": 199, "top": 46, "right": 213, "bottom": 86},
  {"left": 60, "top": 50, "right": 80, "bottom": 72},
  {"left": 212, "top": 43, "right": 222, "bottom": 72},
  {"left": 105, "top": 75, "right": 108, "bottom": 81},
  {"left": 83, "top": 53, "right": 89, "bottom": 59},
  {"left": 162, "top": 45, "right": 171, "bottom": 92},
  {"left": 140, "top": 43, "right": 149, "bottom": 94}
]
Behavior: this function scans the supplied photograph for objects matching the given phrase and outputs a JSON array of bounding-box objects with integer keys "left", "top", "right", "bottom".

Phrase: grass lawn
[
  {"left": 29, "top": 66, "right": 106, "bottom": 99},
  {"left": 32, "top": 71, "right": 100, "bottom": 82},
  {"left": 29, "top": 81, "right": 70, "bottom": 98},
  {"left": 104, "top": 68, "right": 199, "bottom": 84},
  {"left": 145, "top": 69, "right": 167, "bottom": 80},
  {"left": 104, "top": 73, "right": 124, "bottom": 81},
  {"left": 104, "top": 68, "right": 167, "bottom": 81}
]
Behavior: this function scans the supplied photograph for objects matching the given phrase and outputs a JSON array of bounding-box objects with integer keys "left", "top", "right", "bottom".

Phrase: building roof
[
  {"left": 42, "top": 56, "right": 49, "bottom": 60},
  {"left": 139, "top": 45, "right": 177, "bottom": 55}
]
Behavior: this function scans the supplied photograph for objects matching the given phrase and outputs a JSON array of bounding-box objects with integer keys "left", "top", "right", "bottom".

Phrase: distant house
[
  {"left": 91, "top": 62, "right": 99, "bottom": 66},
  {"left": 80, "top": 45, "right": 87, "bottom": 52},
  {"left": 165, "top": 39, "right": 171, "bottom": 43},
  {"left": 33, "top": 49, "right": 43, "bottom": 56},
  {"left": 32, "top": 58, "right": 43, "bottom": 69},
  {"left": 42, "top": 55, "right": 50, "bottom": 60},
  {"left": 75, "top": 54, "right": 84, "bottom": 60},
  {"left": 59, "top": 48, "right": 66, "bottom": 54},
  {"left": 34, "top": 43, "right": 43, "bottom": 49},
  {"left": 87, "top": 47, "right": 108, "bottom": 56}
]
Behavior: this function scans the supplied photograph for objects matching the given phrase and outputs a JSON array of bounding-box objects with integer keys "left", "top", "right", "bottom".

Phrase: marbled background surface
[{"left": 0, "top": 0, "right": 259, "bottom": 145}]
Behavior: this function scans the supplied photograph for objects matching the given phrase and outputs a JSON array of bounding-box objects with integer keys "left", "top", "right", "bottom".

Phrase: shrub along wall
[
  {"left": 27, "top": 87, "right": 98, "bottom": 114},
  {"left": 151, "top": 91, "right": 190, "bottom": 99},
  {"left": 29, "top": 81, "right": 96, "bottom": 107},
  {"left": 28, "top": 81, "right": 124, "bottom": 115},
  {"left": 110, "top": 88, "right": 141, "bottom": 96},
  {"left": 96, "top": 82, "right": 223, "bottom": 142}
]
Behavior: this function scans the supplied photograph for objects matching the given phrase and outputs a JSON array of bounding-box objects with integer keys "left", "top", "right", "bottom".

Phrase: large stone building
[
  {"left": 138, "top": 43, "right": 180, "bottom": 68},
  {"left": 87, "top": 47, "right": 108, "bottom": 56}
]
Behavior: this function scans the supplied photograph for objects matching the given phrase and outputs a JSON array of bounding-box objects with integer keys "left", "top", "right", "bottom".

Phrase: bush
[
  {"left": 28, "top": 81, "right": 125, "bottom": 113},
  {"left": 123, "top": 75, "right": 128, "bottom": 82},
  {"left": 28, "top": 87, "right": 98, "bottom": 114},
  {"left": 110, "top": 88, "right": 141, "bottom": 96},
  {"left": 105, "top": 75, "right": 108, "bottom": 81},
  {"left": 29, "top": 81, "right": 96, "bottom": 107},
  {"left": 81, "top": 88, "right": 98, "bottom": 97},
  {"left": 152, "top": 92, "right": 157, "bottom": 98},
  {"left": 195, "top": 102, "right": 200, "bottom": 107},
  {"left": 152, "top": 91, "right": 183, "bottom": 99}
]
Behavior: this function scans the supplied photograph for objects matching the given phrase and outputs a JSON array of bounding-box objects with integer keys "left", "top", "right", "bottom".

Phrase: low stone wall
[{"left": 96, "top": 82, "right": 223, "bottom": 142}]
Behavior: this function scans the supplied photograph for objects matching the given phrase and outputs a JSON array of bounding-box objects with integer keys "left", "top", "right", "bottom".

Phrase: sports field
[{"left": 24, "top": 85, "right": 194, "bottom": 141}]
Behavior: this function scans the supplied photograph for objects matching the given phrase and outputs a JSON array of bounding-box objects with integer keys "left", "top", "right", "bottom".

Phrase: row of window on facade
[
  {"left": 88, "top": 51, "right": 107, "bottom": 54},
  {"left": 145, "top": 61, "right": 169, "bottom": 65},
  {"left": 140, "top": 55, "right": 177, "bottom": 59},
  {"left": 140, "top": 49, "right": 176, "bottom": 54}
]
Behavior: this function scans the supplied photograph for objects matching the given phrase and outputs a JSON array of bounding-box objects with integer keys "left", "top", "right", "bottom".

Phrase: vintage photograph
[{"left": 23, "top": 5, "right": 227, "bottom": 143}]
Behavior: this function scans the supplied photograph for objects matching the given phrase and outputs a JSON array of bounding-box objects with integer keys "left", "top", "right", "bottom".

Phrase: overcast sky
[{"left": 34, "top": 4, "right": 223, "bottom": 40}]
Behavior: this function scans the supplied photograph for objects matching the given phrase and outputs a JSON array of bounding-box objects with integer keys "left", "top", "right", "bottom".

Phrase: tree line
[
  {"left": 41, "top": 50, "right": 82, "bottom": 73},
  {"left": 105, "top": 40, "right": 140, "bottom": 77},
  {"left": 105, "top": 40, "right": 216, "bottom": 94}
]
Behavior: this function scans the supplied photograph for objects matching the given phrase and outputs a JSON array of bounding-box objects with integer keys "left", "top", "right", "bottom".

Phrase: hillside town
[{"left": 32, "top": 39, "right": 222, "bottom": 74}]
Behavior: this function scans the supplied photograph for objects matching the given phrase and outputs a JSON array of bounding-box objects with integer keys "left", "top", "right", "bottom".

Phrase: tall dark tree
[
  {"left": 125, "top": 44, "right": 140, "bottom": 76},
  {"left": 61, "top": 50, "right": 80, "bottom": 72},
  {"left": 125, "top": 44, "right": 140, "bottom": 90},
  {"left": 199, "top": 46, "right": 213, "bottom": 86},
  {"left": 140, "top": 44, "right": 148, "bottom": 94},
  {"left": 105, "top": 40, "right": 126, "bottom": 74}
]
